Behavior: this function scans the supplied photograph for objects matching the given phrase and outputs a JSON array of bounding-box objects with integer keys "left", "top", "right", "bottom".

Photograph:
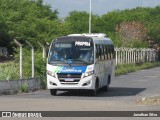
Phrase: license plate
[{"left": 65, "top": 78, "right": 74, "bottom": 81}]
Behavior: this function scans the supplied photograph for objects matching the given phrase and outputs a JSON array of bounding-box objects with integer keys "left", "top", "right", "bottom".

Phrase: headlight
[
  {"left": 84, "top": 70, "right": 94, "bottom": 78},
  {"left": 47, "top": 70, "right": 56, "bottom": 77}
]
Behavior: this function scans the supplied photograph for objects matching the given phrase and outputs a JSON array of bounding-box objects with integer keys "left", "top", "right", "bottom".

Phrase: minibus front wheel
[
  {"left": 90, "top": 78, "right": 99, "bottom": 96},
  {"left": 50, "top": 89, "right": 57, "bottom": 96}
]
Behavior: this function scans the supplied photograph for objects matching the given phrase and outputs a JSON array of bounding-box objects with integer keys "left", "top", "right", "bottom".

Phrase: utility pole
[{"left": 89, "top": 0, "right": 92, "bottom": 34}]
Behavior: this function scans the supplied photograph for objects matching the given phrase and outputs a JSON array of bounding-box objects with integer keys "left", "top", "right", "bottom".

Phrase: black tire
[
  {"left": 90, "top": 89, "right": 97, "bottom": 96},
  {"left": 50, "top": 89, "right": 57, "bottom": 96},
  {"left": 102, "top": 83, "right": 109, "bottom": 92},
  {"left": 90, "top": 79, "right": 99, "bottom": 96},
  {"left": 102, "top": 75, "right": 110, "bottom": 92}
]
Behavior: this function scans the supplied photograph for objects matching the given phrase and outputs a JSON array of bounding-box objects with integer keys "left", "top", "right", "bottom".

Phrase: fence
[
  {"left": 0, "top": 47, "right": 8, "bottom": 56},
  {"left": 0, "top": 47, "right": 159, "bottom": 80},
  {"left": 0, "top": 46, "right": 159, "bottom": 65},
  {"left": 115, "top": 47, "right": 158, "bottom": 65}
]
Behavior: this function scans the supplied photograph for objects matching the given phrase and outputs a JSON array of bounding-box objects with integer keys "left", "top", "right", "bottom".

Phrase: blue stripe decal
[{"left": 58, "top": 66, "right": 87, "bottom": 74}]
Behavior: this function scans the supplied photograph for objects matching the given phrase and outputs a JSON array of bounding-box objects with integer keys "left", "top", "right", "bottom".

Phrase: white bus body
[{"left": 47, "top": 33, "right": 115, "bottom": 96}]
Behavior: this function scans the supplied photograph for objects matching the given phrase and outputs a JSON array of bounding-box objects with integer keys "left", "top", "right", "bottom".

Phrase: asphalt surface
[{"left": 0, "top": 67, "right": 160, "bottom": 119}]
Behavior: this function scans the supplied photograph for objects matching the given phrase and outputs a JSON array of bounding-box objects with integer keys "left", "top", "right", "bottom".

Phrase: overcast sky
[{"left": 43, "top": 0, "right": 160, "bottom": 18}]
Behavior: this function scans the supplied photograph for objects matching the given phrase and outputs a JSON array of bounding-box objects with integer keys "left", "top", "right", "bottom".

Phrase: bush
[
  {"left": 21, "top": 83, "right": 29, "bottom": 93},
  {"left": 14, "top": 48, "right": 47, "bottom": 88}
]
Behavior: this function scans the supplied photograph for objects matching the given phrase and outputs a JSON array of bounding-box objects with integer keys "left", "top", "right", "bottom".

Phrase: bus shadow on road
[
  {"left": 56, "top": 87, "right": 146, "bottom": 97},
  {"left": 98, "top": 87, "right": 146, "bottom": 97}
]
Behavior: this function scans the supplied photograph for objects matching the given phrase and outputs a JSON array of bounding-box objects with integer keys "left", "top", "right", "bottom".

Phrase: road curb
[
  {"left": 0, "top": 89, "right": 18, "bottom": 95},
  {"left": 0, "top": 78, "right": 41, "bottom": 96}
]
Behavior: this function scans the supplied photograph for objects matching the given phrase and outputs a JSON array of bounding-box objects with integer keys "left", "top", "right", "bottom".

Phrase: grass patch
[
  {"left": 20, "top": 83, "right": 29, "bottom": 93},
  {"left": 116, "top": 62, "right": 160, "bottom": 76},
  {"left": 0, "top": 61, "right": 19, "bottom": 80}
]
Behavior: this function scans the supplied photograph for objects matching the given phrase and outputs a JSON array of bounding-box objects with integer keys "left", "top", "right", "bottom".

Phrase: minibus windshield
[{"left": 48, "top": 40, "right": 94, "bottom": 66}]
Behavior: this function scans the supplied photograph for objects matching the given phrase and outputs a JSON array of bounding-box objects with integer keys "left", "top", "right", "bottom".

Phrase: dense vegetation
[
  {"left": 65, "top": 7, "right": 160, "bottom": 48},
  {"left": 0, "top": 0, "right": 70, "bottom": 53},
  {"left": 0, "top": 0, "right": 160, "bottom": 50}
]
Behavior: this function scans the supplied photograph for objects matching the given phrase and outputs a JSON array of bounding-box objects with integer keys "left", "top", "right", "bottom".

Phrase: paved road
[{"left": 0, "top": 67, "right": 160, "bottom": 119}]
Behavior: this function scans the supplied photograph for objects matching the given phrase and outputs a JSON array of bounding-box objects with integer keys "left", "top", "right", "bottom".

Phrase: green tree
[
  {"left": 0, "top": 0, "right": 59, "bottom": 50},
  {"left": 65, "top": 11, "right": 89, "bottom": 33}
]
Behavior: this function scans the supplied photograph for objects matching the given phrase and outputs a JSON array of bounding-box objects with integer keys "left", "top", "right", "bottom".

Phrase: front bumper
[{"left": 47, "top": 75, "right": 95, "bottom": 90}]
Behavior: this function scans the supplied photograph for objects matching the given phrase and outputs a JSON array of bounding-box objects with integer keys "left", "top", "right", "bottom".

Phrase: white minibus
[{"left": 47, "top": 33, "right": 115, "bottom": 96}]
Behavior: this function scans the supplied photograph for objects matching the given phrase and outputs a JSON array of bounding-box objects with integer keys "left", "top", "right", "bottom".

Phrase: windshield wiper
[
  {"left": 49, "top": 59, "right": 71, "bottom": 66},
  {"left": 73, "top": 59, "right": 89, "bottom": 65}
]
